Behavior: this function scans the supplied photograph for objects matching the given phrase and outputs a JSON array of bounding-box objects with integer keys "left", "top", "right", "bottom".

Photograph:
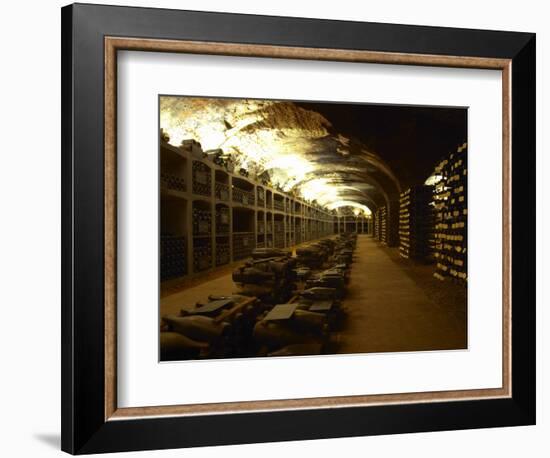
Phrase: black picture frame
[{"left": 61, "top": 3, "right": 536, "bottom": 454}]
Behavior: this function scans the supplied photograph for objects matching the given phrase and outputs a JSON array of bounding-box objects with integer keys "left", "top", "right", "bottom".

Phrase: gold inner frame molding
[{"left": 104, "top": 36, "right": 512, "bottom": 421}]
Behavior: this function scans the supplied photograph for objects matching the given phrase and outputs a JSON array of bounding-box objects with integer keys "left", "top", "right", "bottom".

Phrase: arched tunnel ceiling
[{"left": 160, "top": 97, "right": 467, "bottom": 214}]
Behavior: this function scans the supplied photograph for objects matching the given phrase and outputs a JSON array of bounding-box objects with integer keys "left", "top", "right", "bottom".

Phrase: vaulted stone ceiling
[{"left": 160, "top": 96, "right": 466, "bottom": 214}]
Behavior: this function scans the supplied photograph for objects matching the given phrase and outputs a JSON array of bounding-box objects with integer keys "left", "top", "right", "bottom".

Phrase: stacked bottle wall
[
  {"left": 432, "top": 143, "right": 468, "bottom": 283},
  {"left": 379, "top": 206, "right": 387, "bottom": 244},
  {"left": 399, "top": 186, "right": 434, "bottom": 260}
]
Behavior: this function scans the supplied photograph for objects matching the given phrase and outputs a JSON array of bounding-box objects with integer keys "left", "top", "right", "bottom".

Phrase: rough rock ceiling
[
  {"left": 297, "top": 101, "right": 468, "bottom": 190},
  {"left": 160, "top": 97, "right": 466, "bottom": 213}
]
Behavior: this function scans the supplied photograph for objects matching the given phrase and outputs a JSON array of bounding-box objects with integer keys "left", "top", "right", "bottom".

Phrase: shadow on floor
[{"left": 34, "top": 433, "right": 60, "bottom": 449}]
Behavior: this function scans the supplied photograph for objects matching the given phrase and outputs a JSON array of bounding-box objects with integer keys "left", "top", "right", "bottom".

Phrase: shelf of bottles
[
  {"left": 192, "top": 201, "right": 213, "bottom": 272},
  {"left": 286, "top": 215, "right": 293, "bottom": 246},
  {"left": 273, "top": 195, "right": 285, "bottom": 212},
  {"left": 160, "top": 172, "right": 186, "bottom": 193},
  {"left": 232, "top": 178, "right": 255, "bottom": 207},
  {"left": 432, "top": 142, "right": 468, "bottom": 284},
  {"left": 263, "top": 212, "right": 271, "bottom": 248},
  {"left": 193, "top": 237, "right": 213, "bottom": 272},
  {"left": 192, "top": 160, "right": 212, "bottom": 197},
  {"left": 233, "top": 232, "right": 254, "bottom": 260},
  {"left": 159, "top": 134, "right": 337, "bottom": 282},
  {"left": 256, "top": 211, "right": 265, "bottom": 248},
  {"left": 160, "top": 140, "right": 187, "bottom": 199},
  {"left": 372, "top": 206, "right": 387, "bottom": 243},
  {"left": 257, "top": 187, "right": 265, "bottom": 208},
  {"left": 160, "top": 234, "right": 187, "bottom": 281},
  {"left": 257, "top": 220, "right": 265, "bottom": 235},
  {"left": 373, "top": 210, "right": 380, "bottom": 240},
  {"left": 399, "top": 186, "right": 434, "bottom": 260},
  {"left": 214, "top": 180, "right": 230, "bottom": 202},
  {"left": 215, "top": 204, "right": 230, "bottom": 236},
  {"left": 380, "top": 206, "right": 388, "bottom": 244},
  {"left": 294, "top": 218, "right": 302, "bottom": 245},
  {"left": 215, "top": 238, "right": 230, "bottom": 267},
  {"left": 160, "top": 193, "right": 188, "bottom": 281},
  {"left": 274, "top": 216, "right": 285, "bottom": 248}
]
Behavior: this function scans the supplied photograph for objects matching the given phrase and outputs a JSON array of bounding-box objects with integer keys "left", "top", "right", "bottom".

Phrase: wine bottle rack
[
  {"left": 192, "top": 161, "right": 212, "bottom": 196},
  {"left": 192, "top": 207, "right": 212, "bottom": 236},
  {"left": 232, "top": 187, "right": 255, "bottom": 206},
  {"left": 295, "top": 220, "right": 302, "bottom": 245},
  {"left": 160, "top": 172, "right": 186, "bottom": 192},
  {"left": 215, "top": 237, "right": 230, "bottom": 266},
  {"left": 193, "top": 237, "right": 212, "bottom": 272},
  {"left": 215, "top": 206, "right": 230, "bottom": 235},
  {"left": 379, "top": 206, "right": 388, "bottom": 244},
  {"left": 273, "top": 198, "right": 285, "bottom": 212},
  {"left": 160, "top": 234, "right": 187, "bottom": 281},
  {"left": 257, "top": 220, "right": 265, "bottom": 234},
  {"left": 274, "top": 220, "right": 285, "bottom": 248},
  {"left": 432, "top": 142, "right": 468, "bottom": 284},
  {"left": 233, "top": 232, "right": 255, "bottom": 260},
  {"left": 215, "top": 181, "right": 230, "bottom": 201},
  {"left": 257, "top": 187, "right": 265, "bottom": 206},
  {"left": 399, "top": 186, "right": 434, "bottom": 260},
  {"left": 160, "top": 138, "right": 337, "bottom": 282}
]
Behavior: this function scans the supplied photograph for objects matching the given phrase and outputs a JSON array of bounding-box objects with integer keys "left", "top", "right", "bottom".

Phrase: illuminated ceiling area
[{"left": 160, "top": 97, "right": 466, "bottom": 216}]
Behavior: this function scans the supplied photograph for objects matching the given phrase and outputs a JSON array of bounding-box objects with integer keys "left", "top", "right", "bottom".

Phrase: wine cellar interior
[{"left": 159, "top": 98, "right": 468, "bottom": 361}]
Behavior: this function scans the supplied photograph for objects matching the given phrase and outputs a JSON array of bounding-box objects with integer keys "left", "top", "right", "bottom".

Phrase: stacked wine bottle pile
[
  {"left": 193, "top": 237, "right": 212, "bottom": 272},
  {"left": 214, "top": 181, "right": 229, "bottom": 201},
  {"left": 432, "top": 142, "right": 468, "bottom": 283},
  {"left": 160, "top": 172, "right": 186, "bottom": 192},
  {"left": 205, "top": 148, "right": 225, "bottom": 167},
  {"left": 160, "top": 234, "right": 186, "bottom": 281},
  {"left": 379, "top": 206, "right": 388, "bottom": 244},
  {"left": 399, "top": 189, "right": 411, "bottom": 257},
  {"left": 192, "top": 207, "right": 212, "bottom": 236},
  {"left": 373, "top": 210, "right": 380, "bottom": 240},
  {"left": 215, "top": 206, "right": 230, "bottom": 235},
  {"left": 398, "top": 186, "right": 434, "bottom": 260},
  {"left": 192, "top": 161, "right": 211, "bottom": 196},
  {"left": 232, "top": 187, "right": 254, "bottom": 206},
  {"left": 233, "top": 232, "right": 255, "bottom": 260},
  {"left": 204, "top": 150, "right": 235, "bottom": 173},
  {"left": 215, "top": 238, "right": 230, "bottom": 266},
  {"left": 180, "top": 138, "right": 204, "bottom": 157}
]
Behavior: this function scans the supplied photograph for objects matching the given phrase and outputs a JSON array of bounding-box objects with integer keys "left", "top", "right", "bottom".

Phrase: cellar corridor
[
  {"left": 159, "top": 98, "right": 468, "bottom": 361},
  {"left": 161, "top": 235, "right": 466, "bottom": 356}
]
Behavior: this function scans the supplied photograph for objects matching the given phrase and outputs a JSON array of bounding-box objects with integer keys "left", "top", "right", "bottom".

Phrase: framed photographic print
[{"left": 61, "top": 3, "right": 536, "bottom": 454}]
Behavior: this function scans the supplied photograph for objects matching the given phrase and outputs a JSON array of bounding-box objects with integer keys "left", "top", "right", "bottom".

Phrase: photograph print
[{"left": 159, "top": 95, "right": 468, "bottom": 362}]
